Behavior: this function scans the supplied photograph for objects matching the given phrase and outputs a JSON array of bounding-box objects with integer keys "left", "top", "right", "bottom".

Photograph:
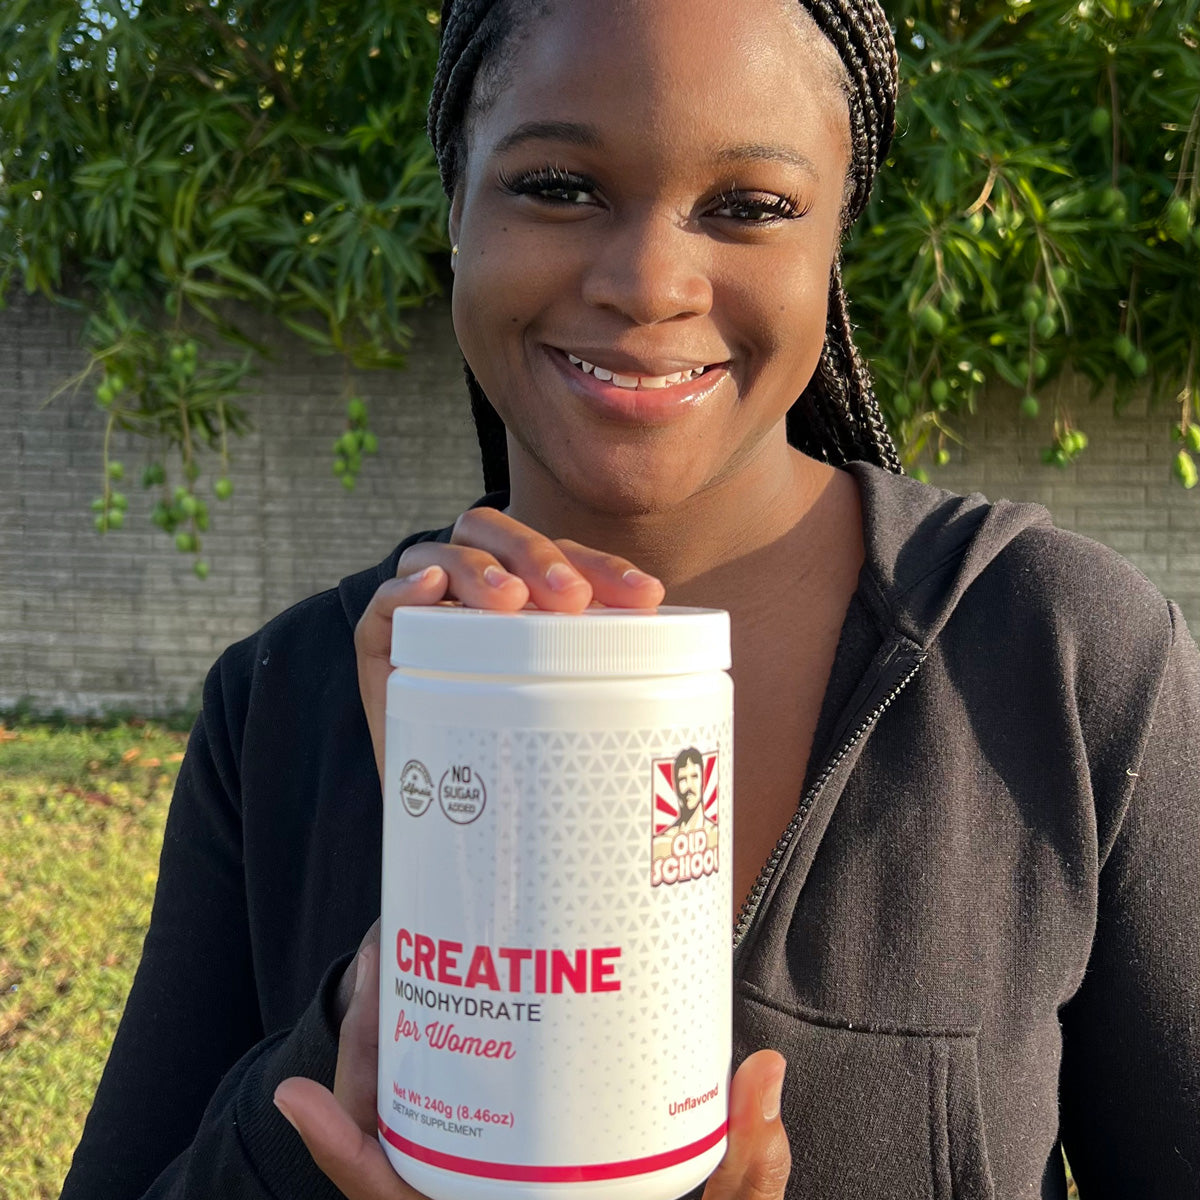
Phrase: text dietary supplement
[{"left": 379, "top": 605, "right": 733, "bottom": 1200}]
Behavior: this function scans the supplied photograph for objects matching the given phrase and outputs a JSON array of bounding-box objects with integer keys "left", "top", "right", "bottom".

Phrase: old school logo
[{"left": 651, "top": 746, "right": 719, "bottom": 887}]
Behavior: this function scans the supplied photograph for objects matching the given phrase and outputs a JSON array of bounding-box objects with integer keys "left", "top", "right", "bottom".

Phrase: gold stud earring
[{"left": 451, "top": 244, "right": 459, "bottom": 259}]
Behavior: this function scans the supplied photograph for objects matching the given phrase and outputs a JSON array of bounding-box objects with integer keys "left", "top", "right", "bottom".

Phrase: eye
[
  {"left": 499, "top": 165, "right": 599, "bottom": 207},
  {"left": 708, "top": 190, "right": 808, "bottom": 224}
]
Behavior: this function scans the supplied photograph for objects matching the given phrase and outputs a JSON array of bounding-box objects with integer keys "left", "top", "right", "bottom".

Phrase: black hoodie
[{"left": 62, "top": 464, "right": 1200, "bottom": 1199}]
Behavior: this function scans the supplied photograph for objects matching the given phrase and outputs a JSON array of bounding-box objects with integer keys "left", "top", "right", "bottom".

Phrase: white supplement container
[{"left": 379, "top": 605, "right": 733, "bottom": 1200}]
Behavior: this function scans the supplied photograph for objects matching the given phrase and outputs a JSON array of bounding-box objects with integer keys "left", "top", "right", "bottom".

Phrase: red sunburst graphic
[{"left": 652, "top": 751, "right": 718, "bottom": 835}]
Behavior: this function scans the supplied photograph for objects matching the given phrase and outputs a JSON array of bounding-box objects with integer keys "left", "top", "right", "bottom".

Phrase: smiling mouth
[{"left": 565, "top": 353, "right": 714, "bottom": 390}]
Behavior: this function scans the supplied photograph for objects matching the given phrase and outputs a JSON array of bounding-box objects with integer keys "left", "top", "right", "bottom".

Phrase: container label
[{"left": 379, "top": 718, "right": 732, "bottom": 1180}]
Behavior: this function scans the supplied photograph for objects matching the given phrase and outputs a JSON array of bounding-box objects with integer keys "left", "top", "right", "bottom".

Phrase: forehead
[{"left": 469, "top": 0, "right": 850, "bottom": 166}]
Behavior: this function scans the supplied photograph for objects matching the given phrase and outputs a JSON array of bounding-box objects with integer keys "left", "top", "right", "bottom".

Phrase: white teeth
[{"left": 565, "top": 353, "right": 712, "bottom": 388}]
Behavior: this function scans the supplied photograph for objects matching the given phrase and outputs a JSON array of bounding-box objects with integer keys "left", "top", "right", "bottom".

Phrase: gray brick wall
[
  {"left": 3, "top": 294, "right": 1199, "bottom": 716},
  {"left": 2, "top": 294, "right": 481, "bottom": 716}
]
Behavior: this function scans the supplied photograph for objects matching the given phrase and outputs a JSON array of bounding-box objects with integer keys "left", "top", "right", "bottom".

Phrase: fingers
[
  {"left": 274, "top": 1076, "right": 423, "bottom": 1200},
  {"left": 703, "top": 1051, "right": 791, "bottom": 1200},
  {"left": 395, "top": 508, "right": 664, "bottom": 612},
  {"left": 334, "top": 940, "right": 382, "bottom": 1135}
]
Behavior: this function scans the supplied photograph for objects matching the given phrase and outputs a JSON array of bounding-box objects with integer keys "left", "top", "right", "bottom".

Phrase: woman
[{"left": 63, "top": 1, "right": 1200, "bottom": 1197}]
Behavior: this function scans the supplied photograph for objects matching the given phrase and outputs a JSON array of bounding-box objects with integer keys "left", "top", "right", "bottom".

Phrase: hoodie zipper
[{"left": 732, "top": 657, "right": 924, "bottom": 951}]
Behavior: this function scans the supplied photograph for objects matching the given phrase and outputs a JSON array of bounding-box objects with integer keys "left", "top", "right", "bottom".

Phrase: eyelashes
[{"left": 497, "top": 164, "right": 810, "bottom": 225}]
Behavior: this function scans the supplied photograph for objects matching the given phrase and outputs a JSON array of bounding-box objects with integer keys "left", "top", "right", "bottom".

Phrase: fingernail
[
  {"left": 484, "top": 565, "right": 516, "bottom": 588},
  {"left": 545, "top": 562, "right": 582, "bottom": 592},
  {"left": 762, "top": 1068, "right": 784, "bottom": 1122},
  {"left": 407, "top": 565, "right": 442, "bottom": 585},
  {"left": 274, "top": 1095, "right": 299, "bottom": 1131},
  {"left": 622, "top": 568, "right": 658, "bottom": 588},
  {"left": 353, "top": 948, "right": 368, "bottom": 996}
]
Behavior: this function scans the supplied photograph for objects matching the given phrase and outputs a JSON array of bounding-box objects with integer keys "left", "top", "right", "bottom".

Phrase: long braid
[{"left": 429, "top": 0, "right": 903, "bottom": 491}]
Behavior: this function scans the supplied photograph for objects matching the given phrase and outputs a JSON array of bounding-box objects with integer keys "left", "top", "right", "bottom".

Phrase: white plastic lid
[{"left": 390, "top": 605, "right": 730, "bottom": 677}]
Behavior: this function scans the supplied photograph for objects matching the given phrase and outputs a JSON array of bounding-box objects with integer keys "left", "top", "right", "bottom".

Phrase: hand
[
  {"left": 353, "top": 506, "right": 665, "bottom": 778},
  {"left": 277, "top": 928, "right": 790, "bottom": 1200}
]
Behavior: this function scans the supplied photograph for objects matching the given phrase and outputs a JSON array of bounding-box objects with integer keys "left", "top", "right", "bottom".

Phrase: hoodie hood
[{"left": 847, "top": 462, "right": 1052, "bottom": 650}]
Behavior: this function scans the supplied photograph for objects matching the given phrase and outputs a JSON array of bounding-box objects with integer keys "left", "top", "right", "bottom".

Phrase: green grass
[{"left": 0, "top": 718, "right": 185, "bottom": 1200}]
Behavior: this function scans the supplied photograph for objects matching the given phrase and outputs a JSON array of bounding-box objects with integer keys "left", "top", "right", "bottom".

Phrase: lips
[{"left": 545, "top": 346, "right": 729, "bottom": 424}]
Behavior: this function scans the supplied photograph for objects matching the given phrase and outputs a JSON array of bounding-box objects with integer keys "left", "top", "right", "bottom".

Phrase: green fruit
[
  {"left": 94, "top": 514, "right": 109, "bottom": 532},
  {"left": 362, "top": 431, "right": 379, "bottom": 455},
  {"left": 193, "top": 560, "right": 210, "bottom": 580},
  {"left": 966, "top": 211, "right": 985, "bottom": 236},
  {"left": 151, "top": 502, "right": 171, "bottom": 529},
  {"left": 910, "top": 467, "right": 930, "bottom": 484},
  {"left": 1174, "top": 449, "right": 1199, "bottom": 490},
  {"left": 1186, "top": 426, "right": 1200, "bottom": 455},
  {"left": 1114, "top": 335, "right": 1135, "bottom": 363},
  {"left": 1050, "top": 265, "right": 1070, "bottom": 290},
  {"left": 213, "top": 477, "right": 234, "bottom": 501},
  {"left": 1020, "top": 298, "right": 1040, "bottom": 324},
  {"left": 915, "top": 305, "right": 946, "bottom": 337},
  {"left": 90, "top": 497, "right": 105, "bottom": 512},
  {"left": 175, "top": 531, "right": 196, "bottom": 553},
  {"left": 332, "top": 459, "right": 346, "bottom": 476},
  {"left": 107, "top": 508, "right": 124, "bottom": 529},
  {"left": 1036, "top": 313, "right": 1058, "bottom": 340},
  {"left": 96, "top": 383, "right": 114, "bottom": 406},
  {"left": 169, "top": 345, "right": 185, "bottom": 364},
  {"left": 1089, "top": 106, "right": 1112, "bottom": 138},
  {"left": 892, "top": 392, "right": 912, "bottom": 418},
  {"left": 906, "top": 378, "right": 924, "bottom": 401},
  {"left": 1130, "top": 351, "right": 1149, "bottom": 378},
  {"left": 110, "top": 490, "right": 128, "bottom": 511},
  {"left": 107, "top": 460, "right": 124, "bottom": 480},
  {"left": 936, "top": 448, "right": 951, "bottom": 467},
  {"left": 341, "top": 474, "right": 357, "bottom": 491},
  {"left": 179, "top": 493, "right": 199, "bottom": 517},
  {"left": 347, "top": 397, "right": 368, "bottom": 424},
  {"left": 194, "top": 505, "right": 210, "bottom": 532},
  {"left": 1034, "top": 352, "right": 1049, "bottom": 379},
  {"left": 930, "top": 379, "right": 950, "bottom": 405},
  {"left": 184, "top": 340, "right": 198, "bottom": 359},
  {"left": 1100, "top": 186, "right": 1124, "bottom": 214},
  {"left": 1020, "top": 395, "right": 1040, "bottom": 419},
  {"left": 109, "top": 374, "right": 126, "bottom": 394},
  {"left": 1165, "top": 198, "right": 1192, "bottom": 245},
  {"left": 142, "top": 463, "right": 166, "bottom": 488}
]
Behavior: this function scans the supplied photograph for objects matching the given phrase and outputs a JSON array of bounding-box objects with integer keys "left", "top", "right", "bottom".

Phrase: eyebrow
[
  {"left": 491, "top": 122, "right": 819, "bottom": 180},
  {"left": 491, "top": 120, "right": 604, "bottom": 157},
  {"left": 712, "top": 142, "right": 820, "bottom": 179}
]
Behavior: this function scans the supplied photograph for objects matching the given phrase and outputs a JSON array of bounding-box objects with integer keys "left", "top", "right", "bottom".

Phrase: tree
[
  {"left": 1, "top": 0, "right": 1198, "bottom": 567},
  {"left": 854, "top": 0, "right": 1200, "bottom": 480},
  {"left": 0, "top": 0, "right": 445, "bottom": 573}
]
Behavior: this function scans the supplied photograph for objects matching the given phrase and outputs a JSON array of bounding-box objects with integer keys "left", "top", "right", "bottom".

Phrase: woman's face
[{"left": 449, "top": 0, "right": 851, "bottom": 516}]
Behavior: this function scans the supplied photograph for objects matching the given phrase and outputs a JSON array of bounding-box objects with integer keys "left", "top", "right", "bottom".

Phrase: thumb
[{"left": 702, "top": 1051, "right": 790, "bottom": 1200}]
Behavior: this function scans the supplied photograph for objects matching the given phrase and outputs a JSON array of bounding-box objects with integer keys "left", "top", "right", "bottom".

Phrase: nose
[{"left": 580, "top": 211, "right": 713, "bottom": 325}]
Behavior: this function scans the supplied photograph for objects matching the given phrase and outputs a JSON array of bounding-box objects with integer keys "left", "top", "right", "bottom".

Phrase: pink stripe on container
[{"left": 377, "top": 1117, "right": 727, "bottom": 1182}]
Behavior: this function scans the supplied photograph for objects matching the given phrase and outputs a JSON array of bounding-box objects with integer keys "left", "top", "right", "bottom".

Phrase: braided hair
[{"left": 429, "top": 0, "right": 903, "bottom": 493}]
